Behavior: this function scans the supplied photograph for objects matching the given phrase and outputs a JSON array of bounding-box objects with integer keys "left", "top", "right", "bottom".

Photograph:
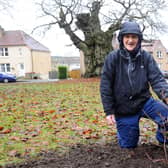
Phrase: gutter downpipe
[{"left": 31, "top": 50, "right": 34, "bottom": 79}]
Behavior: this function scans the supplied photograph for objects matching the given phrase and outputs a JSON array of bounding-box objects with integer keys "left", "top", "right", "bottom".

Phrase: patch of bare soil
[{"left": 4, "top": 142, "right": 168, "bottom": 168}]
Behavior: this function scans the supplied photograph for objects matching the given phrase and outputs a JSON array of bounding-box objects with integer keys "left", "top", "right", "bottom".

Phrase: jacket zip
[{"left": 128, "top": 59, "right": 133, "bottom": 99}]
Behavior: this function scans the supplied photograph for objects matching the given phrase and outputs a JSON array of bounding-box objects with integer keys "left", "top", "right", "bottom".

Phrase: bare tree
[{"left": 35, "top": 0, "right": 168, "bottom": 77}]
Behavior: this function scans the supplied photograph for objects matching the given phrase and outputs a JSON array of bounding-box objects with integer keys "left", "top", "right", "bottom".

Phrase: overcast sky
[
  {"left": 0, "top": 0, "right": 168, "bottom": 56},
  {"left": 0, "top": 0, "right": 79, "bottom": 56}
]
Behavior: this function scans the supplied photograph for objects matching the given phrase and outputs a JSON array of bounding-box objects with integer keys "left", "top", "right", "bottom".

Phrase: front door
[{"left": 18, "top": 63, "right": 25, "bottom": 76}]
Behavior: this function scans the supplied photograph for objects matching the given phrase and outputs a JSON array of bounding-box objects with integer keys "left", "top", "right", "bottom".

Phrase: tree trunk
[
  {"left": 75, "top": 1, "right": 114, "bottom": 77},
  {"left": 82, "top": 31, "right": 113, "bottom": 77},
  {"left": 58, "top": 1, "right": 118, "bottom": 77}
]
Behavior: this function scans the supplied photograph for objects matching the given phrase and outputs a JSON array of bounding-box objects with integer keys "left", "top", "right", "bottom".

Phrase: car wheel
[{"left": 3, "top": 79, "right": 9, "bottom": 83}]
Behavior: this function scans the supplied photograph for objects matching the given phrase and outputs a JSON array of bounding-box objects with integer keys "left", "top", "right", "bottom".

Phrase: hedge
[{"left": 58, "top": 66, "right": 67, "bottom": 79}]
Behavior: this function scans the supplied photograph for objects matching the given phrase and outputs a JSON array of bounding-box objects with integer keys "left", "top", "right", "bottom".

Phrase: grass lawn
[{"left": 0, "top": 78, "right": 157, "bottom": 166}]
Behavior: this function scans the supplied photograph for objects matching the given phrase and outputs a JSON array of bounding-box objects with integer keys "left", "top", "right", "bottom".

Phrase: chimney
[
  {"left": 0, "top": 26, "right": 5, "bottom": 38},
  {"left": 112, "top": 32, "right": 119, "bottom": 50}
]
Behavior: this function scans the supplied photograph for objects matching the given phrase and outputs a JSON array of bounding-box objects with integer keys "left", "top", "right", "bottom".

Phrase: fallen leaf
[
  {"left": 0, "top": 126, "right": 4, "bottom": 131},
  {"left": 42, "top": 141, "right": 49, "bottom": 146},
  {"left": 9, "top": 136, "right": 20, "bottom": 141},
  {"left": 8, "top": 150, "right": 20, "bottom": 157},
  {"left": 49, "top": 109, "right": 55, "bottom": 114},
  {"left": 2, "top": 129, "right": 12, "bottom": 134}
]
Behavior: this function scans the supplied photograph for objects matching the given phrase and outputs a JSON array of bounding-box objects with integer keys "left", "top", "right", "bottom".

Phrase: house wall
[
  {"left": 0, "top": 46, "right": 51, "bottom": 79},
  {"left": 152, "top": 41, "right": 168, "bottom": 71},
  {"left": 31, "top": 50, "right": 51, "bottom": 79},
  {"left": 0, "top": 46, "right": 32, "bottom": 76}
]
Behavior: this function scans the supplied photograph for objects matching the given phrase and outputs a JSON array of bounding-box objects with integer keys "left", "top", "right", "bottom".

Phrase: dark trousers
[{"left": 115, "top": 97, "right": 168, "bottom": 148}]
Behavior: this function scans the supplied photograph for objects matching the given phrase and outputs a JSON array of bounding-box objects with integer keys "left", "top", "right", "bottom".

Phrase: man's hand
[
  {"left": 164, "top": 97, "right": 168, "bottom": 105},
  {"left": 106, "top": 114, "right": 116, "bottom": 125}
]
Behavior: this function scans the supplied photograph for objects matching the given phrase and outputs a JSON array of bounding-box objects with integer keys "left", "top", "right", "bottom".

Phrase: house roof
[
  {"left": 52, "top": 56, "right": 80, "bottom": 64},
  {"left": 141, "top": 40, "right": 154, "bottom": 52},
  {"left": 0, "top": 30, "right": 50, "bottom": 52},
  {"left": 141, "top": 40, "right": 165, "bottom": 52}
]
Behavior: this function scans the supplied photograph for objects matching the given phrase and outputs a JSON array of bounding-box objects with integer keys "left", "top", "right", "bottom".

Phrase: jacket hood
[
  {"left": 118, "top": 21, "right": 143, "bottom": 57},
  {"left": 118, "top": 22, "right": 142, "bottom": 39}
]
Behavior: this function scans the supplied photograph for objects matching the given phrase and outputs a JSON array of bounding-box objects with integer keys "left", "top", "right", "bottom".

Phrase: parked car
[
  {"left": 161, "top": 70, "right": 168, "bottom": 78},
  {"left": 0, "top": 73, "right": 16, "bottom": 83}
]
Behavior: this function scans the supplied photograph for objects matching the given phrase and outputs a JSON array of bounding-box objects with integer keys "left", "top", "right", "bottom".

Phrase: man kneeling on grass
[{"left": 100, "top": 21, "right": 168, "bottom": 153}]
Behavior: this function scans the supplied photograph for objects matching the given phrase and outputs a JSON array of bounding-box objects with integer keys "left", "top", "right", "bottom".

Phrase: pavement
[{"left": 16, "top": 79, "right": 59, "bottom": 83}]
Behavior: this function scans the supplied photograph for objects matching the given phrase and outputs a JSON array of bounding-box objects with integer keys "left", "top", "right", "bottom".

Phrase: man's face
[{"left": 123, "top": 34, "right": 139, "bottom": 51}]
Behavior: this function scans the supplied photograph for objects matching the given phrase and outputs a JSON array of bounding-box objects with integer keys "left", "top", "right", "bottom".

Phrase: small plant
[
  {"left": 143, "top": 105, "right": 168, "bottom": 162},
  {"left": 157, "top": 112, "right": 168, "bottom": 160},
  {"left": 58, "top": 66, "right": 67, "bottom": 79}
]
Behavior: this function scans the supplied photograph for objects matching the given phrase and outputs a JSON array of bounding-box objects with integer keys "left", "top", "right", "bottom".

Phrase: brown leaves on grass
[{"left": 0, "top": 78, "right": 158, "bottom": 165}]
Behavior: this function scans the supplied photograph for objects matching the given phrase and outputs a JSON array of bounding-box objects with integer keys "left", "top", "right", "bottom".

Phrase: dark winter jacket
[{"left": 100, "top": 22, "right": 168, "bottom": 116}]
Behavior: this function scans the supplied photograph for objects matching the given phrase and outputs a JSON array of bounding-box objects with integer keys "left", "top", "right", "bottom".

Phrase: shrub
[{"left": 58, "top": 66, "right": 68, "bottom": 79}]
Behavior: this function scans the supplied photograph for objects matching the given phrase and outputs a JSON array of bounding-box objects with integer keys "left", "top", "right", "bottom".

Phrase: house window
[
  {"left": 0, "top": 48, "right": 8, "bottom": 56},
  {"left": 0, "top": 63, "right": 11, "bottom": 72},
  {"left": 20, "top": 63, "right": 24, "bottom": 70},
  {"left": 19, "top": 48, "right": 22, "bottom": 55},
  {"left": 157, "top": 51, "right": 162, "bottom": 58}
]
